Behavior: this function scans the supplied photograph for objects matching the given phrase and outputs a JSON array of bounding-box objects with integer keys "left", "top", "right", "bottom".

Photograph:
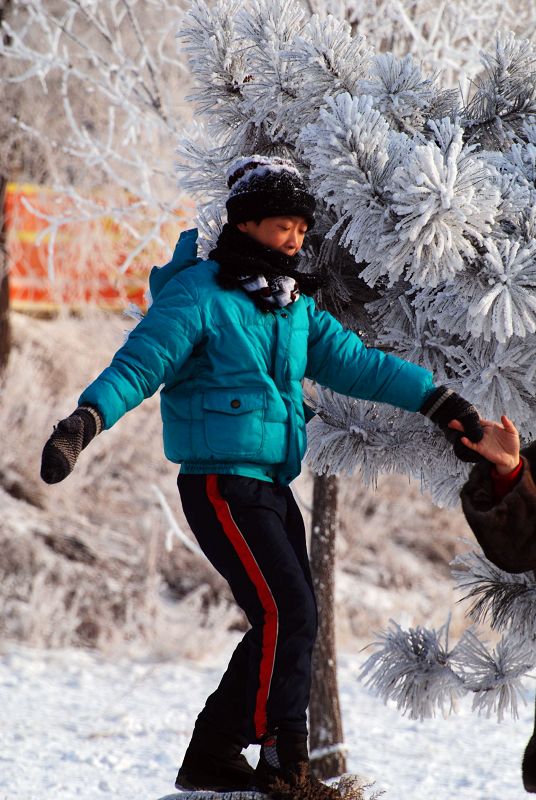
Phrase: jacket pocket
[{"left": 203, "top": 388, "right": 265, "bottom": 458}]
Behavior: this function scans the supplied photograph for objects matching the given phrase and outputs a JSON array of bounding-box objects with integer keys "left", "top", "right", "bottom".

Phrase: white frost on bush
[
  {"left": 361, "top": 619, "right": 535, "bottom": 722},
  {"left": 360, "top": 619, "right": 464, "bottom": 720},
  {"left": 465, "top": 238, "right": 536, "bottom": 342},
  {"left": 304, "top": 386, "right": 467, "bottom": 506},
  {"left": 299, "top": 93, "right": 405, "bottom": 265},
  {"left": 363, "top": 123, "right": 500, "bottom": 288}
]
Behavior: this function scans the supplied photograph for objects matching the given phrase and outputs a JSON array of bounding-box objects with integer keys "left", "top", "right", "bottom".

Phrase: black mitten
[
  {"left": 420, "top": 386, "right": 484, "bottom": 463},
  {"left": 40, "top": 405, "right": 103, "bottom": 484}
]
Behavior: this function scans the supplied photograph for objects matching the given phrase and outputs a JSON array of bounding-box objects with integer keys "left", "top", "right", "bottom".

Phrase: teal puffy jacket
[{"left": 79, "top": 228, "right": 435, "bottom": 485}]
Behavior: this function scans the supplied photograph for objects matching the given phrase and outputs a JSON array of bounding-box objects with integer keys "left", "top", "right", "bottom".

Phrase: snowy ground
[{"left": 1, "top": 643, "right": 534, "bottom": 800}]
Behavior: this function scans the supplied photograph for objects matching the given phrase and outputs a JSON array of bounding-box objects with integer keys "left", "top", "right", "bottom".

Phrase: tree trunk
[
  {"left": 0, "top": 0, "right": 13, "bottom": 371},
  {"left": 0, "top": 176, "right": 10, "bottom": 371},
  {"left": 309, "top": 472, "right": 346, "bottom": 779}
]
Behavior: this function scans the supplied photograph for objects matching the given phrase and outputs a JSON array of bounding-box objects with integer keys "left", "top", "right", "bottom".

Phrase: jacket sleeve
[
  {"left": 304, "top": 300, "right": 435, "bottom": 412},
  {"left": 460, "top": 444, "right": 536, "bottom": 573},
  {"left": 78, "top": 277, "right": 202, "bottom": 429}
]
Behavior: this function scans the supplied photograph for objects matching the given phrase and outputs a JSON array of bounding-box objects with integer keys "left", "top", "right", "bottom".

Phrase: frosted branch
[
  {"left": 361, "top": 618, "right": 536, "bottom": 721},
  {"left": 360, "top": 619, "right": 464, "bottom": 720},
  {"left": 152, "top": 484, "right": 204, "bottom": 557},
  {"left": 452, "top": 550, "right": 536, "bottom": 638}
]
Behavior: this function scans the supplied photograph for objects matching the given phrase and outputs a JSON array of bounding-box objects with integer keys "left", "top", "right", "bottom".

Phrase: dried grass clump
[
  {"left": 269, "top": 769, "right": 378, "bottom": 800},
  {"left": 333, "top": 773, "right": 383, "bottom": 800}
]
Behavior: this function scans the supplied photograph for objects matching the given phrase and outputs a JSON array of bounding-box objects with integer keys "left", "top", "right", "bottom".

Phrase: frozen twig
[{"left": 152, "top": 484, "right": 204, "bottom": 557}]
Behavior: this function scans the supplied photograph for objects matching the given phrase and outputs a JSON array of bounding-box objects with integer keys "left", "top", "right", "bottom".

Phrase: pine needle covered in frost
[
  {"left": 360, "top": 619, "right": 464, "bottom": 720},
  {"left": 450, "top": 629, "right": 535, "bottom": 720},
  {"left": 178, "top": 0, "right": 248, "bottom": 131},
  {"left": 422, "top": 233, "right": 536, "bottom": 346},
  {"left": 465, "top": 238, "right": 536, "bottom": 342},
  {"left": 296, "top": 13, "right": 370, "bottom": 94},
  {"left": 305, "top": 386, "right": 467, "bottom": 506},
  {"left": 452, "top": 550, "right": 536, "bottom": 636},
  {"left": 362, "top": 121, "right": 501, "bottom": 288},
  {"left": 234, "top": 0, "right": 306, "bottom": 141},
  {"left": 362, "top": 618, "right": 536, "bottom": 721},
  {"left": 359, "top": 53, "right": 457, "bottom": 133},
  {"left": 281, "top": 13, "right": 371, "bottom": 137},
  {"left": 370, "top": 293, "right": 452, "bottom": 378},
  {"left": 438, "top": 335, "right": 536, "bottom": 434},
  {"left": 299, "top": 93, "right": 406, "bottom": 266},
  {"left": 464, "top": 32, "right": 536, "bottom": 149}
]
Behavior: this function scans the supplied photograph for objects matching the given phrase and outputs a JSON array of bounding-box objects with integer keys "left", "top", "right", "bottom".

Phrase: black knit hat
[{"left": 225, "top": 155, "right": 316, "bottom": 229}]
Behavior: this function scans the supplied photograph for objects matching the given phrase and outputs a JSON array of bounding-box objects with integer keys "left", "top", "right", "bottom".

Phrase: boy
[{"left": 41, "top": 156, "right": 482, "bottom": 800}]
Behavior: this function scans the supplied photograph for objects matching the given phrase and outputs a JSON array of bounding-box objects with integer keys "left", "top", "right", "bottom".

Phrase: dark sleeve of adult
[{"left": 460, "top": 442, "right": 536, "bottom": 573}]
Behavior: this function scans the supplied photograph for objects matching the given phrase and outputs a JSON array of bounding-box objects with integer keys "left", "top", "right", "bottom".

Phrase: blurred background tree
[{"left": 0, "top": 0, "right": 193, "bottom": 368}]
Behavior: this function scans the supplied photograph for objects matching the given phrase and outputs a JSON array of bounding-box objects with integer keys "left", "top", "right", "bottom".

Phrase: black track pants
[{"left": 177, "top": 473, "right": 318, "bottom": 745}]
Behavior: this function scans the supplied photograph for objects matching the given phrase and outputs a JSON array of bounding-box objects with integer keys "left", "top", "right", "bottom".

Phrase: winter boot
[
  {"left": 523, "top": 733, "right": 536, "bottom": 793},
  {"left": 251, "top": 732, "right": 341, "bottom": 800},
  {"left": 175, "top": 724, "right": 254, "bottom": 791}
]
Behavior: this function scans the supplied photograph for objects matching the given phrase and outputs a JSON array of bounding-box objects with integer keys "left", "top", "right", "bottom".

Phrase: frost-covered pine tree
[
  {"left": 307, "top": 0, "right": 536, "bottom": 94},
  {"left": 175, "top": 0, "right": 536, "bottom": 740}
]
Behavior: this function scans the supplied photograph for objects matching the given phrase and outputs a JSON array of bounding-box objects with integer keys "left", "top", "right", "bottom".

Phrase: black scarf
[{"left": 210, "top": 224, "right": 324, "bottom": 311}]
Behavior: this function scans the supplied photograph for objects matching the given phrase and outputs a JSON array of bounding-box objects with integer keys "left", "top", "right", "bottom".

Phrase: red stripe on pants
[{"left": 205, "top": 474, "right": 279, "bottom": 739}]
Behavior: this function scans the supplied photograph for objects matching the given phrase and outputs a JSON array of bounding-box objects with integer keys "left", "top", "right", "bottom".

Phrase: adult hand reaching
[{"left": 449, "top": 415, "right": 520, "bottom": 474}]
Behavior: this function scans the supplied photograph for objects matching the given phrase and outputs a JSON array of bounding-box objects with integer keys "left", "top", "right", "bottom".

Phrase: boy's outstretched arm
[
  {"left": 304, "top": 300, "right": 482, "bottom": 456},
  {"left": 41, "top": 276, "right": 202, "bottom": 484}
]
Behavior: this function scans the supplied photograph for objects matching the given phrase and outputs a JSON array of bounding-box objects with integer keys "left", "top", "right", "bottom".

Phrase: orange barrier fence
[{"left": 5, "top": 183, "right": 193, "bottom": 312}]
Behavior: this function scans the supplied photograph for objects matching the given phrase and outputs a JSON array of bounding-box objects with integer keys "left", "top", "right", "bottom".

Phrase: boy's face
[{"left": 237, "top": 216, "right": 308, "bottom": 256}]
